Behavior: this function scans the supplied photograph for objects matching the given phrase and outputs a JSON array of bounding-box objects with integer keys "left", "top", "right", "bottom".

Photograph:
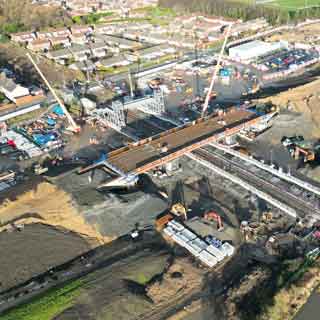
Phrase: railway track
[
  {"left": 124, "top": 111, "right": 320, "bottom": 219},
  {"left": 193, "top": 147, "right": 320, "bottom": 218}
]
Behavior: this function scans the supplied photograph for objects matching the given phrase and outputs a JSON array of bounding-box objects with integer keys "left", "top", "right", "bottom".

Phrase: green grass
[
  {"left": 1, "top": 280, "right": 84, "bottom": 320},
  {"left": 131, "top": 6, "right": 176, "bottom": 17},
  {"left": 225, "top": 0, "right": 319, "bottom": 9},
  {"left": 259, "top": 0, "right": 320, "bottom": 9}
]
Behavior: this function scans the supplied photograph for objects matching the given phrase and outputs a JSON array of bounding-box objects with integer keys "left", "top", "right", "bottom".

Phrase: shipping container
[
  {"left": 172, "top": 233, "right": 188, "bottom": 247},
  {"left": 220, "top": 242, "right": 235, "bottom": 257},
  {"left": 168, "top": 220, "right": 185, "bottom": 232},
  {"left": 184, "top": 242, "right": 202, "bottom": 257},
  {"left": 206, "top": 245, "right": 225, "bottom": 262},
  {"left": 163, "top": 226, "right": 176, "bottom": 237},
  {"left": 178, "top": 228, "right": 197, "bottom": 242},
  {"left": 199, "top": 250, "right": 218, "bottom": 267}
]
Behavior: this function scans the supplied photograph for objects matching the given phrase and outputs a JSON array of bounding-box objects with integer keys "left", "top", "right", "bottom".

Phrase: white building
[
  {"left": 0, "top": 73, "right": 29, "bottom": 103},
  {"left": 229, "top": 40, "right": 287, "bottom": 62}
]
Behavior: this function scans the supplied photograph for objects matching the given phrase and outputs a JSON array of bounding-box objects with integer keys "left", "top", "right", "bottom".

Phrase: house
[
  {"left": 122, "top": 31, "right": 141, "bottom": 41},
  {"left": 0, "top": 73, "right": 30, "bottom": 103},
  {"left": 207, "top": 31, "right": 222, "bottom": 42},
  {"left": 168, "top": 35, "right": 194, "bottom": 49},
  {"left": 70, "top": 33, "right": 87, "bottom": 44},
  {"left": 124, "top": 22, "right": 152, "bottom": 31},
  {"left": 27, "top": 39, "right": 51, "bottom": 52},
  {"left": 97, "top": 35, "right": 142, "bottom": 50},
  {"left": 51, "top": 27, "right": 71, "bottom": 38},
  {"left": 46, "top": 48, "right": 73, "bottom": 64},
  {"left": 96, "top": 55, "right": 131, "bottom": 68},
  {"left": 158, "top": 44, "right": 176, "bottom": 55},
  {"left": 49, "top": 36, "right": 71, "bottom": 48},
  {"left": 69, "top": 44, "right": 91, "bottom": 61},
  {"left": 129, "top": 44, "right": 175, "bottom": 61},
  {"left": 69, "top": 60, "right": 95, "bottom": 71},
  {"left": 71, "top": 25, "right": 93, "bottom": 35},
  {"left": 0, "top": 94, "right": 46, "bottom": 122},
  {"left": 89, "top": 41, "right": 108, "bottom": 58},
  {"left": 11, "top": 31, "right": 36, "bottom": 43},
  {"left": 143, "top": 33, "right": 168, "bottom": 44},
  {"left": 36, "top": 31, "right": 54, "bottom": 39},
  {"left": 94, "top": 24, "right": 116, "bottom": 34}
]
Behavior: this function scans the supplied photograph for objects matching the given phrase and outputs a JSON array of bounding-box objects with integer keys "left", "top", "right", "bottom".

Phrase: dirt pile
[
  {"left": 258, "top": 78, "right": 320, "bottom": 135},
  {"left": 0, "top": 182, "right": 108, "bottom": 246},
  {"left": 146, "top": 258, "right": 203, "bottom": 304}
]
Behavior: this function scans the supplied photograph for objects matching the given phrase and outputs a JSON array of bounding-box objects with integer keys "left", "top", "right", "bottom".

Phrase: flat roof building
[{"left": 229, "top": 40, "right": 287, "bottom": 62}]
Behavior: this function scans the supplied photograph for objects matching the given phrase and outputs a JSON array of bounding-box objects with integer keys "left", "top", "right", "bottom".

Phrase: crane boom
[
  {"left": 202, "top": 24, "right": 232, "bottom": 117},
  {"left": 26, "top": 53, "right": 80, "bottom": 132}
]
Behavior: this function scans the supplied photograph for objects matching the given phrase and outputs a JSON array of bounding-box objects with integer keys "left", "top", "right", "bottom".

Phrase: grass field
[
  {"left": 1, "top": 280, "right": 83, "bottom": 320},
  {"left": 257, "top": 0, "right": 320, "bottom": 9}
]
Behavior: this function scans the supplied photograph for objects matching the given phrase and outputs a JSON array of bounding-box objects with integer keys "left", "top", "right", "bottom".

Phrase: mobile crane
[
  {"left": 26, "top": 53, "right": 81, "bottom": 133},
  {"left": 201, "top": 23, "right": 232, "bottom": 117}
]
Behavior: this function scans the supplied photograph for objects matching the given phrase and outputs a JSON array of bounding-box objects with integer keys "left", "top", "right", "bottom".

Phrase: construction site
[{"left": 1, "top": 18, "right": 320, "bottom": 320}]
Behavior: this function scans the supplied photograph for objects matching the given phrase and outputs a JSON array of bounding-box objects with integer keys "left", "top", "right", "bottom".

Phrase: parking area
[{"left": 256, "top": 48, "right": 319, "bottom": 73}]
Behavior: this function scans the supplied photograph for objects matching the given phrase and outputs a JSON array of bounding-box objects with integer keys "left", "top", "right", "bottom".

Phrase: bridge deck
[{"left": 107, "top": 108, "right": 260, "bottom": 174}]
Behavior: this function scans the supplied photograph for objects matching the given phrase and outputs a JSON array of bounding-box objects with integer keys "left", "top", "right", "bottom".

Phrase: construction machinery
[
  {"left": 26, "top": 53, "right": 80, "bottom": 133},
  {"left": 202, "top": 23, "right": 232, "bottom": 117},
  {"left": 293, "top": 145, "right": 315, "bottom": 162},
  {"left": 33, "top": 163, "right": 48, "bottom": 175},
  {"left": 282, "top": 135, "right": 317, "bottom": 163},
  {"left": 261, "top": 211, "right": 273, "bottom": 223},
  {"left": 204, "top": 211, "right": 224, "bottom": 231},
  {"left": 170, "top": 203, "right": 187, "bottom": 221}
]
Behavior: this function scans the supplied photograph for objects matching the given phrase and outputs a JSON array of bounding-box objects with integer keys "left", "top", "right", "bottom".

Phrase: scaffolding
[
  {"left": 91, "top": 100, "right": 126, "bottom": 130},
  {"left": 137, "top": 90, "right": 165, "bottom": 115}
]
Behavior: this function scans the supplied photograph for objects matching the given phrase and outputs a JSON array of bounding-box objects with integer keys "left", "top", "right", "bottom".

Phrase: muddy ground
[
  {"left": 244, "top": 110, "right": 320, "bottom": 183},
  {"left": 53, "top": 243, "right": 171, "bottom": 320},
  {"left": 0, "top": 223, "right": 90, "bottom": 293}
]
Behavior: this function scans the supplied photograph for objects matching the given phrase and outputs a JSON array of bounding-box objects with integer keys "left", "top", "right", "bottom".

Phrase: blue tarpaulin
[
  {"left": 219, "top": 69, "right": 230, "bottom": 77},
  {"left": 33, "top": 133, "right": 56, "bottom": 146},
  {"left": 52, "top": 104, "right": 64, "bottom": 116},
  {"left": 46, "top": 118, "right": 56, "bottom": 126}
]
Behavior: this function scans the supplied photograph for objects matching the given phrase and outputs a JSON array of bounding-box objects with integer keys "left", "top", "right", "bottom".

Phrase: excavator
[
  {"left": 170, "top": 203, "right": 187, "bottom": 221},
  {"left": 203, "top": 211, "right": 224, "bottom": 231},
  {"left": 293, "top": 145, "right": 315, "bottom": 163}
]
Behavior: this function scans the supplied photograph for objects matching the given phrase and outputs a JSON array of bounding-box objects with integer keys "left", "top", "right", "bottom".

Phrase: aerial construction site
[{"left": 1, "top": 7, "right": 320, "bottom": 320}]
